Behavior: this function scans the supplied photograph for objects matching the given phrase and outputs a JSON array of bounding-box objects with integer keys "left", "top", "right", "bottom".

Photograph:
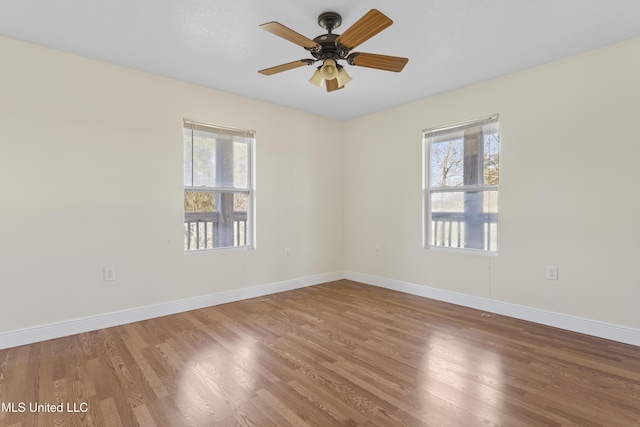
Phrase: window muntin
[
  {"left": 424, "top": 116, "right": 499, "bottom": 252},
  {"left": 183, "top": 120, "right": 254, "bottom": 251}
]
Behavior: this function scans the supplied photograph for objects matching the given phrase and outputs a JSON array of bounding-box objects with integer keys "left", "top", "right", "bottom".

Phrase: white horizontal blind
[
  {"left": 183, "top": 119, "right": 255, "bottom": 139},
  {"left": 423, "top": 115, "right": 498, "bottom": 140}
]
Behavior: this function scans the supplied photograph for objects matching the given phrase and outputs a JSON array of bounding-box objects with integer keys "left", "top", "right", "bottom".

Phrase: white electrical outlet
[
  {"left": 375, "top": 246, "right": 381, "bottom": 256},
  {"left": 103, "top": 267, "right": 116, "bottom": 282},
  {"left": 284, "top": 248, "right": 291, "bottom": 258},
  {"left": 546, "top": 265, "right": 558, "bottom": 281}
]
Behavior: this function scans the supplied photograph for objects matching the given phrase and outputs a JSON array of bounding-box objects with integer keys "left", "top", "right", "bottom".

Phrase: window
[
  {"left": 423, "top": 115, "right": 499, "bottom": 252},
  {"left": 183, "top": 120, "right": 254, "bottom": 251}
]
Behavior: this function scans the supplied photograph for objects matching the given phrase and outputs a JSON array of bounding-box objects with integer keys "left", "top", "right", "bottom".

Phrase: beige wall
[
  {"left": 1, "top": 35, "right": 639, "bottom": 336},
  {"left": 343, "top": 38, "right": 640, "bottom": 329},
  {"left": 0, "top": 37, "right": 344, "bottom": 332}
]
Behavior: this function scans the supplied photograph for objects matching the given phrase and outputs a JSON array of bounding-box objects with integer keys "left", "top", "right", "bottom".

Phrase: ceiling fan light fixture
[
  {"left": 309, "top": 68, "right": 324, "bottom": 87},
  {"left": 319, "top": 58, "right": 337, "bottom": 80},
  {"left": 335, "top": 66, "right": 352, "bottom": 87}
]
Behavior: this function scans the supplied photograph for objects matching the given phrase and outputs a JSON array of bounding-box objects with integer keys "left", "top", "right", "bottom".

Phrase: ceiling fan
[{"left": 258, "top": 9, "right": 409, "bottom": 92}]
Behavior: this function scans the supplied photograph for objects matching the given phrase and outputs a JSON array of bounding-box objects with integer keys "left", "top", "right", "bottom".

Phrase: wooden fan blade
[
  {"left": 259, "top": 59, "right": 314, "bottom": 76},
  {"left": 336, "top": 9, "right": 392, "bottom": 50},
  {"left": 348, "top": 52, "right": 408, "bottom": 72},
  {"left": 260, "top": 22, "right": 319, "bottom": 49},
  {"left": 325, "top": 78, "right": 343, "bottom": 92}
]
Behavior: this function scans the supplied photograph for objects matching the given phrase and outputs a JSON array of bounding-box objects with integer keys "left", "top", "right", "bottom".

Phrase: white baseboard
[
  {"left": 344, "top": 271, "right": 640, "bottom": 346},
  {"left": 3, "top": 270, "right": 638, "bottom": 350},
  {"left": 0, "top": 271, "right": 343, "bottom": 350},
  {"left": 344, "top": 271, "right": 640, "bottom": 347}
]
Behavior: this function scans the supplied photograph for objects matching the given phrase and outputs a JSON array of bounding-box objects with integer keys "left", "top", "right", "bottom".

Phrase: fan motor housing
[{"left": 310, "top": 33, "right": 348, "bottom": 61}]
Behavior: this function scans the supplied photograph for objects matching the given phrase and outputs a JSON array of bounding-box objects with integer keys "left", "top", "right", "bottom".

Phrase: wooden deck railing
[
  {"left": 431, "top": 212, "right": 498, "bottom": 251},
  {"left": 184, "top": 211, "right": 248, "bottom": 250},
  {"left": 185, "top": 211, "right": 495, "bottom": 251}
]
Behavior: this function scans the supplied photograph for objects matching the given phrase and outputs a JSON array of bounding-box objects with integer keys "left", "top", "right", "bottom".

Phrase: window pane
[
  {"left": 189, "top": 134, "right": 249, "bottom": 189},
  {"left": 234, "top": 139, "right": 249, "bottom": 189},
  {"left": 192, "top": 130, "right": 216, "bottom": 187},
  {"left": 430, "top": 139, "right": 464, "bottom": 187},
  {"left": 234, "top": 192, "right": 247, "bottom": 212},
  {"left": 184, "top": 190, "right": 250, "bottom": 250},
  {"left": 483, "top": 132, "right": 500, "bottom": 185},
  {"left": 233, "top": 193, "right": 249, "bottom": 247},
  {"left": 184, "top": 190, "right": 216, "bottom": 213},
  {"left": 430, "top": 190, "right": 498, "bottom": 251},
  {"left": 183, "top": 129, "right": 193, "bottom": 186}
]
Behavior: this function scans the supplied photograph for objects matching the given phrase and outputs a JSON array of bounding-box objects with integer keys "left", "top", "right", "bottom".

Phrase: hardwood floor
[{"left": 1, "top": 280, "right": 639, "bottom": 426}]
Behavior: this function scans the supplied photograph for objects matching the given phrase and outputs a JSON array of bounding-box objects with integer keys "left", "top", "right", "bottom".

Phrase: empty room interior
[{"left": 1, "top": 1, "right": 640, "bottom": 426}]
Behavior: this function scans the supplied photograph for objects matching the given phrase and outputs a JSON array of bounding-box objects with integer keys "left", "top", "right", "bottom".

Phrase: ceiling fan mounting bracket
[{"left": 317, "top": 12, "right": 342, "bottom": 33}]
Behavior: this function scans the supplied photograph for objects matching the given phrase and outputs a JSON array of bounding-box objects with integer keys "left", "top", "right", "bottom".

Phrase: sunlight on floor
[
  {"left": 173, "top": 334, "right": 258, "bottom": 423},
  {"left": 418, "top": 335, "right": 505, "bottom": 424}
]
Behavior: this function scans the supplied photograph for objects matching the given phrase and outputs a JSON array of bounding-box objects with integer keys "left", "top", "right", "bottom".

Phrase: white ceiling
[{"left": 2, "top": 0, "right": 640, "bottom": 120}]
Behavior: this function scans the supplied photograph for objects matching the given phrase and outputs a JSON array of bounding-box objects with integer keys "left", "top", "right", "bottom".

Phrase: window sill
[
  {"left": 184, "top": 246, "right": 253, "bottom": 256},
  {"left": 425, "top": 245, "right": 498, "bottom": 257}
]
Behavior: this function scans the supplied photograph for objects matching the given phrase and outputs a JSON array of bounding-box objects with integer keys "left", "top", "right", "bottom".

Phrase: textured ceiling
[{"left": 2, "top": 0, "right": 640, "bottom": 120}]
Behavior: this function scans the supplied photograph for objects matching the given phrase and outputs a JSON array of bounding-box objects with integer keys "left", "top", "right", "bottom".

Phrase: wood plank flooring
[{"left": 0, "top": 280, "right": 639, "bottom": 426}]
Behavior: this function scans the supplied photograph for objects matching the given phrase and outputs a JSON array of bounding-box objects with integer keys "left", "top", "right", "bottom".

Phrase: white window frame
[
  {"left": 183, "top": 119, "right": 255, "bottom": 252},
  {"left": 423, "top": 115, "right": 499, "bottom": 253}
]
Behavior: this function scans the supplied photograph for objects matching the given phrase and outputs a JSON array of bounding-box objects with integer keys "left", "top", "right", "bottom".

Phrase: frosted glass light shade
[
  {"left": 309, "top": 69, "right": 324, "bottom": 87},
  {"left": 336, "top": 67, "right": 352, "bottom": 87},
  {"left": 319, "top": 59, "right": 337, "bottom": 80}
]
